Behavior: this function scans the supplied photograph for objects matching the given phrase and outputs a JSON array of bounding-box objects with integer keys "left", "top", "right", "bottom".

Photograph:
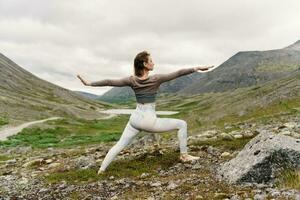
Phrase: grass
[
  {"left": 213, "top": 96, "right": 300, "bottom": 131},
  {"left": 256, "top": 64, "right": 300, "bottom": 73},
  {"left": 274, "top": 167, "right": 300, "bottom": 190},
  {"left": 0, "top": 154, "right": 11, "bottom": 162},
  {"left": 0, "top": 115, "right": 130, "bottom": 149},
  {"left": 42, "top": 149, "right": 180, "bottom": 184},
  {"left": 190, "top": 135, "right": 255, "bottom": 151},
  {"left": 0, "top": 116, "right": 9, "bottom": 127},
  {"left": 44, "top": 168, "right": 101, "bottom": 184}
]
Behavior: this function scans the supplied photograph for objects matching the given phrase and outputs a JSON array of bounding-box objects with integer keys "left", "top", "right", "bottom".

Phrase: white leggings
[{"left": 99, "top": 102, "right": 188, "bottom": 171}]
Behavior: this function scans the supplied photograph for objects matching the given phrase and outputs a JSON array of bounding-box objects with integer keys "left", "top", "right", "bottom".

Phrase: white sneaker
[
  {"left": 179, "top": 153, "right": 200, "bottom": 162},
  {"left": 97, "top": 168, "right": 105, "bottom": 175}
]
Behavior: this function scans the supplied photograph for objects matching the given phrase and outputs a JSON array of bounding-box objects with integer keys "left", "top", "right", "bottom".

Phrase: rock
[
  {"left": 214, "top": 192, "right": 230, "bottom": 199},
  {"left": 195, "top": 195, "right": 204, "bottom": 199},
  {"left": 140, "top": 173, "right": 150, "bottom": 178},
  {"left": 166, "top": 181, "right": 178, "bottom": 190},
  {"left": 45, "top": 159, "right": 53, "bottom": 164},
  {"left": 269, "top": 189, "right": 281, "bottom": 198},
  {"left": 217, "top": 131, "right": 300, "bottom": 185},
  {"left": 239, "top": 110, "right": 247, "bottom": 117},
  {"left": 229, "top": 130, "right": 242, "bottom": 136},
  {"left": 22, "top": 158, "right": 44, "bottom": 168},
  {"left": 110, "top": 195, "right": 119, "bottom": 200},
  {"left": 278, "top": 130, "right": 291, "bottom": 136},
  {"left": 150, "top": 181, "right": 161, "bottom": 187},
  {"left": 74, "top": 156, "right": 96, "bottom": 169},
  {"left": 221, "top": 152, "right": 231, "bottom": 158},
  {"left": 5, "top": 159, "right": 17, "bottom": 166},
  {"left": 230, "top": 194, "right": 241, "bottom": 200},
  {"left": 191, "top": 163, "right": 203, "bottom": 170},
  {"left": 210, "top": 136, "right": 218, "bottom": 141},
  {"left": 19, "top": 177, "right": 29, "bottom": 185},
  {"left": 234, "top": 134, "right": 243, "bottom": 139},
  {"left": 292, "top": 133, "right": 300, "bottom": 139},
  {"left": 47, "top": 147, "right": 54, "bottom": 151},
  {"left": 243, "top": 130, "right": 254, "bottom": 137},
  {"left": 253, "top": 193, "right": 267, "bottom": 200},
  {"left": 283, "top": 122, "right": 297, "bottom": 129},
  {"left": 47, "top": 163, "right": 61, "bottom": 169},
  {"left": 207, "top": 146, "right": 216, "bottom": 155},
  {"left": 198, "top": 130, "right": 218, "bottom": 138},
  {"left": 294, "top": 193, "right": 300, "bottom": 200},
  {"left": 7, "top": 146, "right": 32, "bottom": 154},
  {"left": 220, "top": 133, "right": 234, "bottom": 141}
]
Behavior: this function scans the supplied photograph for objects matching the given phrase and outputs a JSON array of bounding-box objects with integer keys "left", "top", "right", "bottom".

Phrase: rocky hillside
[
  {"left": 181, "top": 40, "right": 300, "bottom": 94},
  {"left": 0, "top": 53, "right": 113, "bottom": 124},
  {"left": 0, "top": 114, "right": 299, "bottom": 199}
]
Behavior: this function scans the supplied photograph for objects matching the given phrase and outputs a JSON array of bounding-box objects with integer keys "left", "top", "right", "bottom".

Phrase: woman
[{"left": 77, "top": 51, "right": 215, "bottom": 174}]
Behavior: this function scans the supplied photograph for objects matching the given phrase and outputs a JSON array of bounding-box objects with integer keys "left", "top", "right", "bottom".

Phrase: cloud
[{"left": 0, "top": 0, "right": 300, "bottom": 95}]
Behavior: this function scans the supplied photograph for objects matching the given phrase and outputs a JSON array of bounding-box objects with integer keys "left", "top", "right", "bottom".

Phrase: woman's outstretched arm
[
  {"left": 77, "top": 75, "right": 131, "bottom": 87},
  {"left": 156, "top": 66, "right": 214, "bottom": 84}
]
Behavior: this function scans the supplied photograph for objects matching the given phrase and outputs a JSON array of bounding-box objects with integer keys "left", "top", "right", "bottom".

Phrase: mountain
[
  {"left": 180, "top": 40, "right": 300, "bottom": 94},
  {"left": 97, "top": 71, "right": 204, "bottom": 103},
  {"left": 97, "top": 40, "right": 300, "bottom": 102},
  {"left": 73, "top": 91, "right": 100, "bottom": 100},
  {"left": 0, "top": 53, "right": 113, "bottom": 124}
]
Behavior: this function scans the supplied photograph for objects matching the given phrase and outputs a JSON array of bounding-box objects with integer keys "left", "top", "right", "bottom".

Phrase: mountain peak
[{"left": 284, "top": 40, "right": 300, "bottom": 50}]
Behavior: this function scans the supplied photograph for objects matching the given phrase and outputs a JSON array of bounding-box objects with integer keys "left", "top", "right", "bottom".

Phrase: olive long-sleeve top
[{"left": 90, "top": 67, "right": 196, "bottom": 103}]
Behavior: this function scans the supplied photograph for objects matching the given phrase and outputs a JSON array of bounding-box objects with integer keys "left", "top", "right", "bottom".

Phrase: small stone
[
  {"left": 214, "top": 192, "right": 230, "bottom": 199},
  {"left": 243, "top": 130, "right": 254, "bottom": 137},
  {"left": 110, "top": 195, "right": 118, "bottom": 200},
  {"left": 140, "top": 173, "right": 150, "bottom": 178},
  {"left": 220, "top": 133, "right": 234, "bottom": 141},
  {"left": 283, "top": 122, "right": 297, "bottom": 129},
  {"left": 207, "top": 146, "right": 215, "bottom": 154},
  {"left": 45, "top": 159, "right": 53, "bottom": 164},
  {"left": 195, "top": 195, "right": 204, "bottom": 199},
  {"left": 150, "top": 181, "right": 161, "bottom": 187},
  {"left": 221, "top": 152, "right": 231, "bottom": 158},
  {"left": 5, "top": 159, "right": 17, "bottom": 166},
  {"left": 230, "top": 194, "right": 241, "bottom": 200},
  {"left": 279, "top": 130, "right": 291, "bottom": 136},
  {"left": 253, "top": 193, "right": 267, "bottom": 200},
  {"left": 191, "top": 163, "right": 202, "bottom": 170},
  {"left": 292, "top": 133, "right": 300, "bottom": 139},
  {"left": 47, "top": 162, "right": 61, "bottom": 169},
  {"left": 22, "top": 158, "right": 44, "bottom": 168},
  {"left": 166, "top": 181, "right": 178, "bottom": 190},
  {"left": 234, "top": 134, "right": 243, "bottom": 139}
]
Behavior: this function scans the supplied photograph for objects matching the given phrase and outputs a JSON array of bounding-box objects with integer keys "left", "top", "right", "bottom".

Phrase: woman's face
[{"left": 144, "top": 56, "right": 154, "bottom": 71}]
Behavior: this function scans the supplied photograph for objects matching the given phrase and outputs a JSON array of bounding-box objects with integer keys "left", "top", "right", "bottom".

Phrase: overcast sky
[{"left": 0, "top": 0, "right": 299, "bottom": 95}]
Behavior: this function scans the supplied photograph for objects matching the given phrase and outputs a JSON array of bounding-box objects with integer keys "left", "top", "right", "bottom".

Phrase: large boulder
[{"left": 217, "top": 130, "right": 300, "bottom": 185}]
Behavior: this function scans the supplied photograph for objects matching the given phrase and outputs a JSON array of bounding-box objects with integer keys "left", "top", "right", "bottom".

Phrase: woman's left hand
[{"left": 194, "top": 65, "right": 215, "bottom": 72}]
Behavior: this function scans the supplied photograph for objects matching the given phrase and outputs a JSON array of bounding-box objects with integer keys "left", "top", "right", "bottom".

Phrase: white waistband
[
  {"left": 136, "top": 102, "right": 156, "bottom": 109},
  {"left": 137, "top": 102, "right": 155, "bottom": 105}
]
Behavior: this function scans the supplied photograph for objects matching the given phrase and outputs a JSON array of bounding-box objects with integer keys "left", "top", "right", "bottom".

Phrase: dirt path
[
  {"left": 0, "top": 117, "right": 63, "bottom": 141},
  {"left": 0, "top": 108, "right": 178, "bottom": 141}
]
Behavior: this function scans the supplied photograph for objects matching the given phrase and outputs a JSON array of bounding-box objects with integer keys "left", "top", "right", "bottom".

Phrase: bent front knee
[{"left": 177, "top": 120, "right": 187, "bottom": 129}]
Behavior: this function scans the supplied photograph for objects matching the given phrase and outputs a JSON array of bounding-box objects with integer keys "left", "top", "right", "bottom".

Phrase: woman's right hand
[{"left": 77, "top": 74, "right": 91, "bottom": 86}]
